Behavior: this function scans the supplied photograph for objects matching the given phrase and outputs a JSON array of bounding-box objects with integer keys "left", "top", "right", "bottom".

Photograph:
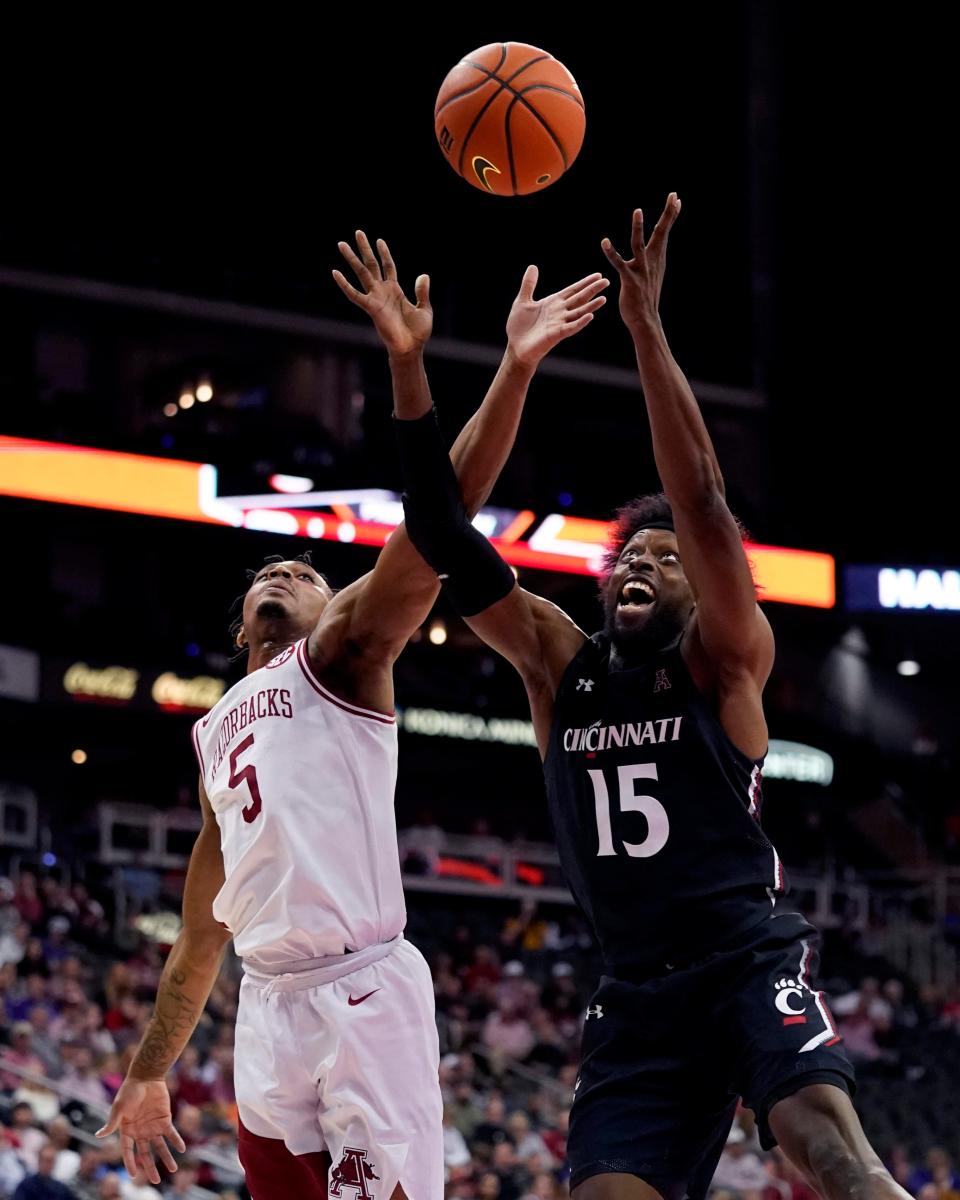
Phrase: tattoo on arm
[{"left": 129, "top": 967, "right": 202, "bottom": 1080}]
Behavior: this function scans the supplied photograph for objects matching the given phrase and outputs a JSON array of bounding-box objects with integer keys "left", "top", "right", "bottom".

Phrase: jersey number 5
[
  {"left": 588, "top": 763, "right": 669, "bottom": 858},
  {"left": 228, "top": 733, "right": 263, "bottom": 824}
]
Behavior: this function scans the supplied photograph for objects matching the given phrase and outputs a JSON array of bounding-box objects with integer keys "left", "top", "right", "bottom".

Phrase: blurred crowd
[{"left": 3, "top": 869, "right": 960, "bottom": 1199}]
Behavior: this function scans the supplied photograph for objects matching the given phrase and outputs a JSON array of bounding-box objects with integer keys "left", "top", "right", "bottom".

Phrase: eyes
[{"left": 620, "top": 548, "right": 680, "bottom": 565}]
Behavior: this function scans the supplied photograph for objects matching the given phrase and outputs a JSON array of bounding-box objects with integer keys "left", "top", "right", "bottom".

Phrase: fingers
[
  {"left": 558, "top": 270, "right": 602, "bottom": 300},
  {"left": 559, "top": 312, "right": 596, "bottom": 338},
  {"left": 337, "top": 239, "right": 375, "bottom": 290},
  {"left": 563, "top": 276, "right": 610, "bottom": 309},
  {"left": 600, "top": 237, "right": 626, "bottom": 273},
  {"left": 647, "top": 192, "right": 681, "bottom": 252},
  {"left": 354, "top": 230, "right": 382, "bottom": 281},
  {"left": 168, "top": 1124, "right": 187, "bottom": 1155},
  {"left": 376, "top": 237, "right": 398, "bottom": 282},
  {"left": 331, "top": 269, "right": 369, "bottom": 309},
  {"left": 95, "top": 1113, "right": 118, "bottom": 1138},
  {"left": 136, "top": 1138, "right": 161, "bottom": 1186},
  {"left": 518, "top": 264, "right": 539, "bottom": 301},
  {"left": 154, "top": 1135, "right": 180, "bottom": 1174},
  {"left": 566, "top": 294, "right": 607, "bottom": 322},
  {"left": 629, "top": 208, "right": 645, "bottom": 258},
  {"left": 414, "top": 273, "right": 431, "bottom": 310},
  {"left": 121, "top": 1133, "right": 139, "bottom": 1179}
]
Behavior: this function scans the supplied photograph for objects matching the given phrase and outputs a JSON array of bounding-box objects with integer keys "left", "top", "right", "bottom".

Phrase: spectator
[
  {"left": 60, "top": 1047, "right": 110, "bottom": 1109},
  {"left": 1, "top": 1022, "right": 47, "bottom": 1092},
  {"left": 46, "top": 1118, "right": 80, "bottom": 1184},
  {"left": 908, "top": 1147, "right": 960, "bottom": 1196},
  {"left": 0, "top": 1125, "right": 28, "bottom": 1197},
  {"left": 444, "top": 1105, "right": 472, "bottom": 1169},
  {"left": 491, "top": 1140, "right": 530, "bottom": 1200},
  {"left": 160, "top": 1155, "right": 200, "bottom": 1198},
  {"left": 482, "top": 1002, "right": 535, "bottom": 1066},
  {"left": 447, "top": 1080, "right": 484, "bottom": 1140},
  {"left": 26, "top": 1007, "right": 61, "bottom": 1078},
  {"left": 496, "top": 962, "right": 538, "bottom": 1014},
  {"left": 477, "top": 1172, "right": 502, "bottom": 1200},
  {"left": 506, "top": 1112, "right": 553, "bottom": 1166},
  {"left": 465, "top": 946, "right": 502, "bottom": 993},
  {"left": 13, "top": 876, "right": 43, "bottom": 930},
  {"left": 11, "top": 1143, "right": 74, "bottom": 1200},
  {"left": 67, "top": 1147, "right": 103, "bottom": 1200},
  {"left": 473, "top": 1096, "right": 510, "bottom": 1152},
  {"left": 0, "top": 922, "right": 30, "bottom": 969},
  {"left": 6, "top": 976, "right": 53, "bottom": 1025},
  {"left": 6, "top": 1103, "right": 46, "bottom": 1173},
  {"left": 709, "top": 1122, "right": 768, "bottom": 1199}
]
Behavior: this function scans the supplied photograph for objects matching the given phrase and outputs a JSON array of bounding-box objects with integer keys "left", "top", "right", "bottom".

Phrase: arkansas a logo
[
  {"left": 266, "top": 645, "right": 295, "bottom": 670},
  {"left": 330, "top": 1147, "right": 380, "bottom": 1199}
]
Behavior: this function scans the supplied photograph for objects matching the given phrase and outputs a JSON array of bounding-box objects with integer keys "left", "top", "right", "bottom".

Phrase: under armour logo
[
  {"left": 585, "top": 1004, "right": 604, "bottom": 1020},
  {"left": 576, "top": 678, "right": 595, "bottom": 692},
  {"left": 330, "top": 1147, "right": 380, "bottom": 1199},
  {"left": 654, "top": 669, "right": 671, "bottom": 692}
]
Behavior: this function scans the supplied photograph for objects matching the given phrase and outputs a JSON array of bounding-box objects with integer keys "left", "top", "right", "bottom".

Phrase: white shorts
[{"left": 235, "top": 935, "right": 443, "bottom": 1200}]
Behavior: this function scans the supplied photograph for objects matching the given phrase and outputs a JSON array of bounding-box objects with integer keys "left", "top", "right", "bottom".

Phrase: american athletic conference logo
[
  {"left": 266, "top": 645, "right": 295, "bottom": 669},
  {"left": 330, "top": 1147, "right": 380, "bottom": 1199}
]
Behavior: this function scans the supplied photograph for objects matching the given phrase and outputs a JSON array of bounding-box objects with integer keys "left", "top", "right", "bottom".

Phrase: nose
[{"left": 266, "top": 567, "right": 292, "bottom": 581}]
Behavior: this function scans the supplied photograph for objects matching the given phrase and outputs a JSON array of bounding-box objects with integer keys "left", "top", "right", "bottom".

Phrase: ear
[{"left": 236, "top": 625, "right": 248, "bottom": 649}]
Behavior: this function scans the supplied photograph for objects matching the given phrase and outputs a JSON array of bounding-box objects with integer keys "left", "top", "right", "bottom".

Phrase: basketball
[{"left": 434, "top": 42, "right": 585, "bottom": 196}]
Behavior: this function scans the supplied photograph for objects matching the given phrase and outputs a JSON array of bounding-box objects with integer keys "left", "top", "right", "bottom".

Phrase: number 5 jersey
[{"left": 192, "top": 638, "right": 404, "bottom": 968}]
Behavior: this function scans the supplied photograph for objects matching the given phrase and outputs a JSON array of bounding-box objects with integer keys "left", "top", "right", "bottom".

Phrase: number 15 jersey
[
  {"left": 543, "top": 633, "right": 784, "bottom": 976},
  {"left": 192, "top": 639, "right": 403, "bottom": 968}
]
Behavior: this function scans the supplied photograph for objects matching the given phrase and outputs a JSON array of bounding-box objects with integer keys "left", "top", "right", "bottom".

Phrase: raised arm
[
  {"left": 601, "top": 197, "right": 773, "bottom": 741},
  {"left": 314, "top": 235, "right": 605, "bottom": 688},
  {"left": 97, "top": 779, "right": 230, "bottom": 1184}
]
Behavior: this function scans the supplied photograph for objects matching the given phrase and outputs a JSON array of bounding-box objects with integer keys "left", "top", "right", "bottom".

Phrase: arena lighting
[
  {"left": 428, "top": 620, "right": 448, "bottom": 646},
  {"left": 269, "top": 473, "right": 315, "bottom": 494},
  {"left": 845, "top": 565, "right": 960, "bottom": 612},
  {"left": 196, "top": 380, "right": 213, "bottom": 403},
  {"left": 0, "top": 435, "right": 835, "bottom": 606},
  {"left": 71, "top": 749, "right": 87, "bottom": 765},
  {"left": 178, "top": 391, "right": 195, "bottom": 410},
  {"left": 897, "top": 660, "right": 921, "bottom": 676},
  {"left": 162, "top": 403, "right": 178, "bottom": 418}
]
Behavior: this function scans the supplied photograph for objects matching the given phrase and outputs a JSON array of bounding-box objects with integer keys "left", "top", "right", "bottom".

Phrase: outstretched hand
[
  {"left": 601, "top": 192, "right": 681, "bottom": 334},
  {"left": 333, "top": 232, "right": 432, "bottom": 357},
  {"left": 506, "top": 266, "right": 609, "bottom": 368},
  {"left": 96, "top": 1077, "right": 186, "bottom": 1186}
]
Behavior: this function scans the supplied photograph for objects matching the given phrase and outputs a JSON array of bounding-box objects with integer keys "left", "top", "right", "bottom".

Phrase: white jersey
[{"left": 192, "top": 638, "right": 404, "bottom": 967}]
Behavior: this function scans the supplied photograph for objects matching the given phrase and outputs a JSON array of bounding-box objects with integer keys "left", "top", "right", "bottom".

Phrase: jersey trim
[
  {"left": 295, "top": 640, "right": 396, "bottom": 725},
  {"left": 191, "top": 719, "right": 207, "bottom": 777}
]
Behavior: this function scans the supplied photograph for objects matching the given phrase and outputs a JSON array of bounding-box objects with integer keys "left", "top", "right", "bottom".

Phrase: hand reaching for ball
[
  {"left": 506, "top": 266, "right": 610, "bottom": 368},
  {"left": 333, "top": 232, "right": 432, "bottom": 358}
]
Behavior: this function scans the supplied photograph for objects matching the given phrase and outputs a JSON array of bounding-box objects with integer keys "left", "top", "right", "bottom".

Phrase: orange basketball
[{"left": 434, "top": 42, "right": 585, "bottom": 197}]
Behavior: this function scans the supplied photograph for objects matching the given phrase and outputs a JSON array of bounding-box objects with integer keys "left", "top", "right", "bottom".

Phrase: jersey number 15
[{"left": 588, "top": 763, "right": 669, "bottom": 858}]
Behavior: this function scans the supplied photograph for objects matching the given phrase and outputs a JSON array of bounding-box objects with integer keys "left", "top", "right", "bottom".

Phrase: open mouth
[{"left": 619, "top": 579, "right": 656, "bottom": 608}]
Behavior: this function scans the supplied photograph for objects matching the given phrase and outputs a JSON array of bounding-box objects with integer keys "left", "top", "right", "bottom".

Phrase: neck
[
  {"left": 609, "top": 629, "right": 683, "bottom": 671},
  {"left": 245, "top": 635, "right": 299, "bottom": 674}
]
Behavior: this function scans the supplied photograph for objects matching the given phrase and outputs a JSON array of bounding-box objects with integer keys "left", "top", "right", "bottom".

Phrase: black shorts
[{"left": 567, "top": 911, "right": 855, "bottom": 1200}]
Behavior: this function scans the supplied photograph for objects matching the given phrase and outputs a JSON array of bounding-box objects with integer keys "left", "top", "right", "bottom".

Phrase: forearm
[
  {"left": 631, "top": 317, "right": 725, "bottom": 508},
  {"left": 128, "top": 929, "right": 226, "bottom": 1081},
  {"left": 389, "top": 349, "right": 433, "bottom": 422},
  {"left": 449, "top": 347, "right": 535, "bottom": 516}
]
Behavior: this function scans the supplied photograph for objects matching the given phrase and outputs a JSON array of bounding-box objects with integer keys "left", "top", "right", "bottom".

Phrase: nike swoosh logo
[
  {"left": 348, "top": 989, "right": 381, "bottom": 1006},
  {"left": 471, "top": 155, "right": 501, "bottom": 192}
]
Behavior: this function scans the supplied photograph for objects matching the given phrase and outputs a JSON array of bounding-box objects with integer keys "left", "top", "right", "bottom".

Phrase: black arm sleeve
[{"left": 393, "top": 409, "right": 516, "bottom": 618}]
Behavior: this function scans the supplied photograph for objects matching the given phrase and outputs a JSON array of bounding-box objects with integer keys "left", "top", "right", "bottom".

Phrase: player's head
[
  {"left": 599, "top": 494, "right": 693, "bottom": 655},
  {"left": 232, "top": 552, "right": 333, "bottom": 654},
  {"left": 599, "top": 493, "right": 749, "bottom": 657}
]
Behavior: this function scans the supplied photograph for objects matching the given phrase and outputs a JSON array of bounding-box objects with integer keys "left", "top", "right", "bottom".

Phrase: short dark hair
[{"left": 599, "top": 492, "right": 750, "bottom": 580}]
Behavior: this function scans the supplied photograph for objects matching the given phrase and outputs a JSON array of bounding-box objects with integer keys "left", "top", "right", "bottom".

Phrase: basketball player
[
  {"left": 96, "top": 232, "right": 609, "bottom": 1200},
  {"left": 394, "top": 195, "right": 910, "bottom": 1200}
]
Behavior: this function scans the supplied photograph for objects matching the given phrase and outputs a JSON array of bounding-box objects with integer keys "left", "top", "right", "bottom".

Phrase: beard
[{"left": 603, "top": 601, "right": 688, "bottom": 662}]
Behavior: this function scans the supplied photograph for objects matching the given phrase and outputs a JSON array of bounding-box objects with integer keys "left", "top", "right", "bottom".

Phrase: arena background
[{"left": 1, "top": 10, "right": 956, "bottom": 1199}]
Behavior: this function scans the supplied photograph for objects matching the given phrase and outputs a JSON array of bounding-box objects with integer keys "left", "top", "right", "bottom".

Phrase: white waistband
[{"left": 242, "top": 934, "right": 402, "bottom": 993}]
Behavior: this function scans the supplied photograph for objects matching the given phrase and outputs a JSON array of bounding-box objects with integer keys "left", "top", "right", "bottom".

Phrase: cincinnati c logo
[
  {"left": 774, "top": 977, "right": 809, "bottom": 1025},
  {"left": 471, "top": 156, "right": 501, "bottom": 192}
]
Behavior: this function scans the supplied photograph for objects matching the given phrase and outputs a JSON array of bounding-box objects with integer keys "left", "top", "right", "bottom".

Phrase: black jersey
[{"left": 543, "top": 633, "right": 783, "bottom": 974}]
